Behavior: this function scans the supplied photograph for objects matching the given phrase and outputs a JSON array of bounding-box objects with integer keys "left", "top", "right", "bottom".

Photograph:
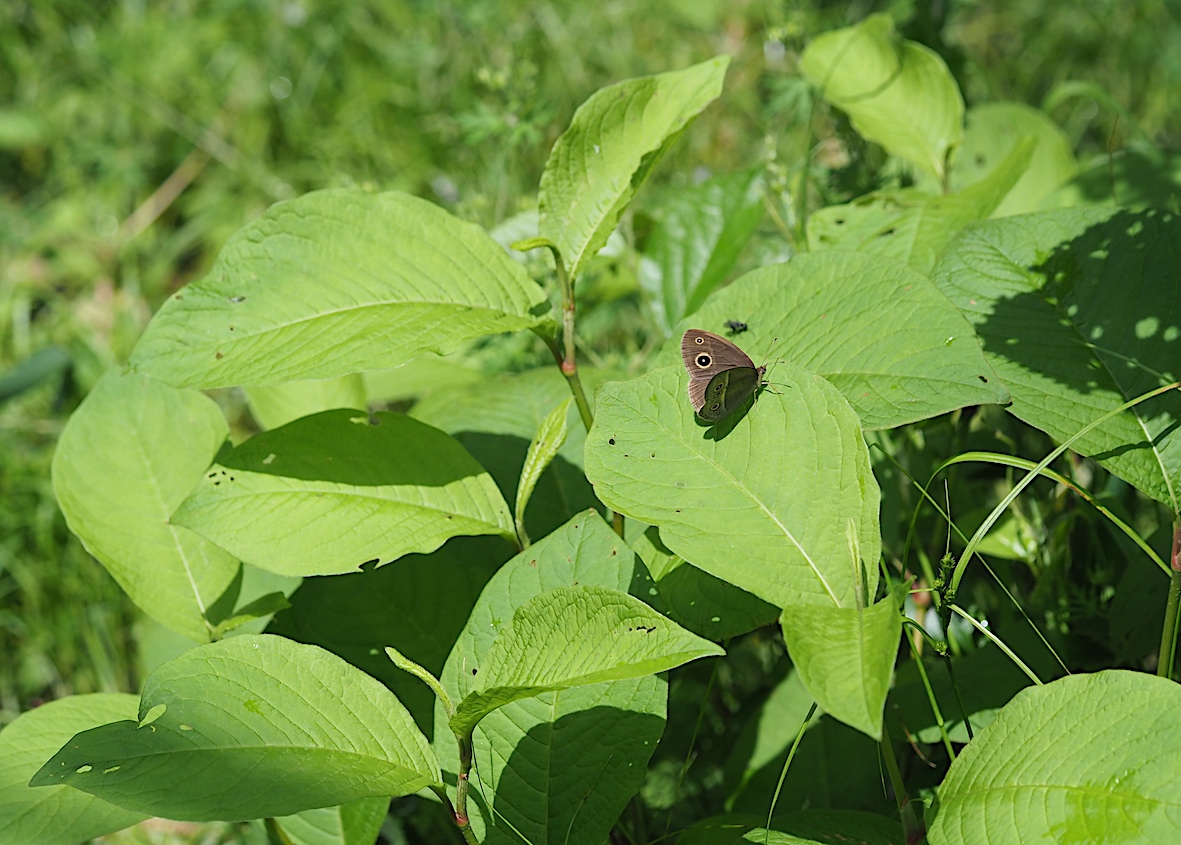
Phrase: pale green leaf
[
  {"left": 435, "top": 512, "right": 665, "bottom": 845},
  {"left": 173, "top": 409, "right": 515, "bottom": 577},
  {"left": 1042, "top": 146, "right": 1181, "bottom": 210},
  {"left": 275, "top": 797, "right": 389, "bottom": 845},
  {"left": 0, "top": 694, "right": 145, "bottom": 845},
  {"left": 51, "top": 369, "right": 237, "bottom": 642},
  {"left": 245, "top": 375, "right": 368, "bottom": 430},
  {"left": 780, "top": 591, "right": 902, "bottom": 739},
  {"left": 129, "top": 189, "right": 550, "bottom": 388},
  {"left": 807, "top": 137, "right": 1035, "bottom": 274},
  {"left": 539, "top": 56, "right": 729, "bottom": 279},
  {"left": 583, "top": 364, "right": 881, "bottom": 609},
  {"left": 801, "top": 14, "right": 964, "bottom": 181},
  {"left": 362, "top": 353, "right": 482, "bottom": 405},
  {"left": 639, "top": 167, "right": 765, "bottom": 334},
  {"left": 933, "top": 207, "right": 1181, "bottom": 508},
  {"left": 31, "top": 635, "right": 440, "bottom": 821},
  {"left": 450, "top": 585, "right": 722, "bottom": 734},
  {"left": 929, "top": 670, "right": 1181, "bottom": 844},
  {"left": 665, "top": 252, "right": 1008, "bottom": 429},
  {"left": 515, "top": 396, "right": 573, "bottom": 544}
]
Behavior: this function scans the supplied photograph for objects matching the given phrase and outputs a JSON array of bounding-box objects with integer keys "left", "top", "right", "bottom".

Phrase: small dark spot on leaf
[
  {"left": 471, "top": 668, "right": 478, "bottom": 676},
  {"left": 229, "top": 295, "right": 246, "bottom": 303},
  {"left": 623, "top": 453, "right": 629, "bottom": 458},
  {"left": 608, "top": 438, "right": 616, "bottom": 445},
  {"left": 675, "top": 509, "right": 681, "bottom": 513},
  {"left": 650, "top": 453, "right": 656, "bottom": 458},
  {"left": 977, "top": 375, "right": 989, "bottom": 383},
  {"left": 215, "top": 351, "right": 224, "bottom": 359}
]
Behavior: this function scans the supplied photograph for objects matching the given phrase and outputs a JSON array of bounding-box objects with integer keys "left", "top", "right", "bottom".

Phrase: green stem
[
  {"left": 1157, "top": 519, "right": 1181, "bottom": 679},
  {"left": 879, "top": 725, "right": 924, "bottom": 843},
  {"left": 430, "top": 783, "right": 477, "bottom": 844},
  {"left": 451, "top": 730, "right": 476, "bottom": 839}
]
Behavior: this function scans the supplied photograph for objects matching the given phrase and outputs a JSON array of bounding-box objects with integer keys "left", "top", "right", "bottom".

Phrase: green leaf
[
  {"left": 0, "top": 694, "right": 145, "bottom": 845},
  {"left": 173, "top": 409, "right": 515, "bottom": 576},
  {"left": 267, "top": 535, "right": 511, "bottom": 739},
  {"left": 274, "top": 797, "right": 389, "bottom": 845},
  {"left": 583, "top": 364, "right": 881, "bottom": 609},
  {"left": 51, "top": 369, "right": 237, "bottom": 642},
  {"left": 412, "top": 367, "right": 612, "bottom": 539},
  {"left": 1043, "top": 146, "right": 1181, "bottom": 210},
  {"left": 929, "top": 670, "right": 1181, "bottom": 843},
  {"left": 362, "top": 353, "right": 482, "bottom": 405},
  {"left": 129, "top": 189, "right": 550, "bottom": 389},
  {"left": 245, "top": 374, "right": 368, "bottom": 430},
  {"left": 801, "top": 14, "right": 964, "bottom": 181},
  {"left": 639, "top": 167, "right": 765, "bottom": 334},
  {"left": 31, "top": 635, "right": 440, "bottom": 821},
  {"left": 450, "top": 585, "right": 723, "bottom": 735},
  {"left": 0, "top": 345, "right": 70, "bottom": 404},
  {"left": 932, "top": 207, "right": 1181, "bottom": 507},
  {"left": 667, "top": 252, "right": 1009, "bottom": 430},
  {"left": 780, "top": 591, "right": 901, "bottom": 739},
  {"left": 435, "top": 511, "right": 666, "bottom": 845},
  {"left": 807, "top": 136, "right": 1035, "bottom": 275},
  {"left": 628, "top": 522, "right": 778, "bottom": 639},
  {"left": 949, "top": 102, "right": 1078, "bottom": 216},
  {"left": 723, "top": 670, "right": 817, "bottom": 804},
  {"left": 539, "top": 56, "right": 729, "bottom": 279},
  {"left": 515, "top": 396, "right": 573, "bottom": 544}
]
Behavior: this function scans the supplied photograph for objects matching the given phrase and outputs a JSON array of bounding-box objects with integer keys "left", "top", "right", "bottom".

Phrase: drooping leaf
[
  {"left": 51, "top": 369, "right": 237, "bottom": 642},
  {"left": 929, "top": 670, "right": 1181, "bottom": 843},
  {"left": 450, "top": 585, "right": 723, "bottom": 735},
  {"left": 515, "top": 397, "right": 573, "bottom": 544},
  {"left": 130, "top": 189, "right": 550, "bottom": 388},
  {"left": 665, "top": 252, "right": 1009, "bottom": 430},
  {"left": 435, "top": 511, "right": 666, "bottom": 845},
  {"left": 539, "top": 56, "right": 729, "bottom": 279},
  {"left": 0, "top": 694, "right": 145, "bottom": 845},
  {"left": 933, "top": 207, "right": 1181, "bottom": 508},
  {"left": 173, "top": 409, "right": 515, "bottom": 576},
  {"left": 807, "top": 137, "right": 1035, "bottom": 274},
  {"left": 801, "top": 14, "right": 964, "bottom": 182},
  {"left": 584, "top": 364, "right": 881, "bottom": 610},
  {"left": 31, "top": 635, "right": 440, "bottom": 821},
  {"left": 780, "top": 590, "right": 902, "bottom": 739}
]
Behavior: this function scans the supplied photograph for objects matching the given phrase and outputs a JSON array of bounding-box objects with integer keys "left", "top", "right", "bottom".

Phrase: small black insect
[{"left": 724, "top": 320, "right": 748, "bottom": 336}]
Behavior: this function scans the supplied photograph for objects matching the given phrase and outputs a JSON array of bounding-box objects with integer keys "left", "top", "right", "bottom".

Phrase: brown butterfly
[{"left": 680, "top": 329, "right": 767, "bottom": 421}]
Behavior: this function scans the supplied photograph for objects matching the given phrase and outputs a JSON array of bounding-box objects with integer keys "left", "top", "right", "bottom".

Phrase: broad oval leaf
[
  {"left": 780, "top": 590, "right": 902, "bottom": 740},
  {"left": 0, "top": 694, "right": 145, "bottom": 845},
  {"left": 933, "top": 207, "right": 1181, "bottom": 508},
  {"left": 450, "top": 584, "right": 723, "bottom": 734},
  {"left": 584, "top": 364, "right": 881, "bottom": 609},
  {"left": 435, "top": 511, "right": 666, "bottom": 845},
  {"left": 539, "top": 56, "right": 729, "bottom": 279},
  {"left": 929, "top": 670, "right": 1181, "bottom": 844},
  {"left": 130, "top": 189, "right": 550, "bottom": 388},
  {"left": 31, "top": 635, "right": 440, "bottom": 821},
  {"left": 51, "top": 369, "right": 237, "bottom": 642},
  {"left": 173, "top": 409, "right": 514, "bottom": 576},
  {"left": 801, "top": 14, "right": 964, "bottom": 181},
  {"left": 666, "top": 252, "right": 1008, "bottom": 430}
]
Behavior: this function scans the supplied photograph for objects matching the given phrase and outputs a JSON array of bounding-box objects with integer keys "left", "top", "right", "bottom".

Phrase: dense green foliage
[{"left": 2, "top": 2, "right": 1181, "bottom": 844}]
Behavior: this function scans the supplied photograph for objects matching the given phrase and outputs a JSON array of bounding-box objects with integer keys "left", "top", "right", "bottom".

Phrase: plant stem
[
  {"left": 431, "top": 783, "right": 477, "bottom": 844},
  {"left": 449, "top": 731, "right": 477, "bottom": 841},
  {"left": 1157, "top": 518, "right": 1181, "bottom": 678},
  {"left": 879, "top": 725, "right": 924, "bottom": 844}
]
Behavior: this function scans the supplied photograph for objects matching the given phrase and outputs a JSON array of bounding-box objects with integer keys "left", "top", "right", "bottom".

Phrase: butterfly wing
[
  {"left": 681, "top": 329, "right": 758, "bottom": 415},
  {"left": 697, "top": 366, "right": 762, "bottom": 421}
]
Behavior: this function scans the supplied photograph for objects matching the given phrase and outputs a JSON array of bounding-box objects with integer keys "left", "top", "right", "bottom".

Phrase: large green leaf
[
  {"left": 451, "top": 585, "right": 722, "bottom": 734},
  {"left": 801, "top": 14, "right": 963, "bottom": 182},
  {"left": 933, "top": 207, "right": 1181, "bottom": 507},
  {"left": 779, "top": 591, "right": 901, "bottom": 739},
  {"left": 638, "top": 167, "right": 765, "bottom": 334},
  {"left": 0, "top": 694, "right": 145, "bottom": 845},
  {"left": 245, "top": 374, "right": 368, "bottom": 430},
  {"left": 665, "top": 252, "right": 1008, "bottom": 430},
  {"left": 129, "top": 189, "right": 550, "bottom": 388},
  {"left": 807, "top": 137, "right": 1035, "bottom": 274},
  {"left": 435, "top": 512, "right": 666, "bottom": 845},
  {"left": 584, "top": 364, "right": 880, "bottom": 609},
  {"left": 929, "top": 670, "right": 1181, "bottom": 843},
  {"left": 539, "top": 56, "right": 729, "bottom": 279},
  {"left": 723, "top": 670, "right": 817, "bottom": 804},
  {"left": 51, "top": 369, "right": 237, "bottom": 642},
  {"left": 31, "top": 635, "right": 440, "bottom": 821},
  {"left": 173, "top": 409, "right": 515, "bottom": 576}
]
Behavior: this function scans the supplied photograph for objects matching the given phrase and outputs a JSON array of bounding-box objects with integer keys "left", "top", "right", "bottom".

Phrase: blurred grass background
[{"left": 1, "top": 0, "right": 1179, "bottom": 839}]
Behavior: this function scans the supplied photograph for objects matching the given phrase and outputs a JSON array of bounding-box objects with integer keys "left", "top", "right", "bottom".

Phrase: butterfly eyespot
[
  {"left": 694, "top": 336, "right": 705, "bottom": 345},
  {"left": 696, "top": 354, "right": 711, "bottom": 367},
  {"left": 710, "top": 402, "right": 721, "bottom": 411}
]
